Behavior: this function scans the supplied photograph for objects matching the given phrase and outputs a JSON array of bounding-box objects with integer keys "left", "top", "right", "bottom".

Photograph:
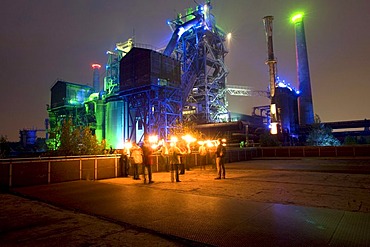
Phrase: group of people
[
  {"left": 121, "top": 139, "right": 154, "bottom": 183},
  {"left": 120, "top": 137, "right": 227, "bottom": 184}
]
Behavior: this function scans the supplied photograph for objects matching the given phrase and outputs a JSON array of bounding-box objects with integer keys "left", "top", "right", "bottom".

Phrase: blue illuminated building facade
[{"left": 47, "top": 1, "right": 307, "bottom": 149}]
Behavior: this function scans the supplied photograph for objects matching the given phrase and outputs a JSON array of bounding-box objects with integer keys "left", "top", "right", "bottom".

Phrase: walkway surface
[{"left": 1, "top": 158, "right": 370, "bottom": 246}]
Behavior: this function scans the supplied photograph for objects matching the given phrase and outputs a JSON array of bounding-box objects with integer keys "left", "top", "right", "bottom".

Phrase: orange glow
[
  {"left": 270, "top": 123, "right": 278, "bottom": 135},
  {"left": 182, "top": 134, "right": 196, "bottom": 143},
  {"left": 148, "top": 135, "right": 158, "bottom": 143}
]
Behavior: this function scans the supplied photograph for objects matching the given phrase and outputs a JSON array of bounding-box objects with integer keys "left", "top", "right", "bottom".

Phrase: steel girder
[
  {"left": 121, "top": 85, "right": 182, "bottom": 141},
  {"left": 177, "top": 27, "right": 229, "bottom": 123}
]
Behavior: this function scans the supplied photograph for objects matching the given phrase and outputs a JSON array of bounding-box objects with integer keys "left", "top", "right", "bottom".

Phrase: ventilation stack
[
  {"left": 292, "top": 13, "right": 314, "bottom": 125},
  {"left": 92, "top": 63, "right": 101, "bottom": 93}
]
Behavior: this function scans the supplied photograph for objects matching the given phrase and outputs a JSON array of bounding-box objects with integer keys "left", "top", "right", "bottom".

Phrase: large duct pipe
[
  {"left": 164, "top": 14, "right": 202, "bottom": 57},
  {"left": 292, "top": 13, "right": 314, "bottom": 125}
]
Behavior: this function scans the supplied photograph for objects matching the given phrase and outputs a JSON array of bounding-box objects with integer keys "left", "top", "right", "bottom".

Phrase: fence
[
  {"left": 1, "top": 145, "right": 368, "bottom": 189},
  {"left": 250, "top": 145, "right": 370, "bottom": 158},
  {"left": 0, "top": 155, "right": 121, "bottom": 188},
  {"left": 0, "top": 149, "right": 253, "bottom": 189}
]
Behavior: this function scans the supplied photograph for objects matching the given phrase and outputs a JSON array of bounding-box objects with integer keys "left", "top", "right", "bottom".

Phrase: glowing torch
[{"left": 148, "top": 135, "right": 159, "bottom": 150}]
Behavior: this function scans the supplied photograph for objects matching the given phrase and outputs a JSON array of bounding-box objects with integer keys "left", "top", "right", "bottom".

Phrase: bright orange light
[
  {"left": 271, "top": 123, "right": 278, "bottom": 135},
  {"left": 170, "top": 136, "right": 178, "bottom": 143},
  {"left": 124, "top": 141, "right": 132, "bottom": 150},
  {"left": 205, "top": 140, "right": 215, "bottom": 147},
  {"left": 148, "top": 135, "right": 158, "bottom": 144},
  {"left": 158, "top": 139, "right": 165, "bottom": 146},
  {"left": 270, "top": 104, "right": 277, "bottom": 115},
  {"left": 198, "top": 141, "right": 205, "bottom": 145},
  {"left": 182, "top": 134, "right": 196, "bottom": 143}
]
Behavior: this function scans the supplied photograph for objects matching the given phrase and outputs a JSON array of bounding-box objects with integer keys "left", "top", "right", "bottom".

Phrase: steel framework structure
[
  {"left": 167, "top": 3, "right": 229, "bottom": 123},
  {"left": 104, "top": 39, "right": 134, "bottom": 96},
  {"left": 120, "top": 84, "right": 182, "bottom": 141},
  {"left": 118, "top": 47, "right": 183, "bottom": 142}
]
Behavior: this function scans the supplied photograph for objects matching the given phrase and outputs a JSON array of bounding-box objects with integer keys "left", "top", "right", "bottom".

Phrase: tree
[
  {"left": 57, "top": 119, "right": 103, "bottom": 156},
  {"left": 343, "top": 136, "right": 357, "bottom": 145},
  {"left": 0, "top": 135, "right": 10, "bottom": 158},
  {"left": 259, "top": 131, "right": 280, "bottom": 147},
  {"left": 170, "top": 120, "right": 203, "bottom": 140},
  {"left": 78, "top": 126, "right": 102, "bottom": 155},
  {"left": 58, "top": 119, "right": 76, "bottom": 156},
  {"left": 306, "top": 114, "right": 340, "bottom": 146}
]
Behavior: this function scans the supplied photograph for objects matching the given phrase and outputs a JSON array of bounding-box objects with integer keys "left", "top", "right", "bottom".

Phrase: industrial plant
[{"left": 41, "top": 1, "right": 367, "bottom": 150}]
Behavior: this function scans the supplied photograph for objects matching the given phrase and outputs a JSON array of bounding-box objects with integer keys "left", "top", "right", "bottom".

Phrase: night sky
[{"left": 1, "top": 0, "right": 369, "bottom": 141}]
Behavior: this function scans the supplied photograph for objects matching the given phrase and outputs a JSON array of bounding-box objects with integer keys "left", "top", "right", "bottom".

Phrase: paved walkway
[{"left": 2, "top": 160, "right": 370, "bottom": 246}]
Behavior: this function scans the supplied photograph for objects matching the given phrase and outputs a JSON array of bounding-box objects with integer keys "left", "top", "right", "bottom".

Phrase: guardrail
[
  {"left": 0, "top": 149, "right": 253, "bottom": 189},
  {"left": 249, "top": 145, "right": 370, "bottom": 158},
  {"left": 2, "top": 145, "right": 368, "bottom": 189},
  {"left": 0, "top": 155, "right": 121, "bottom": 188}
]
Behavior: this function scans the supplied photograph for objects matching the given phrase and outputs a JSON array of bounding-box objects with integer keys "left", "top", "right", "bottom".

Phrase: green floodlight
[{"left": 291, "top": 12, "right": 304, "bottom": 23}]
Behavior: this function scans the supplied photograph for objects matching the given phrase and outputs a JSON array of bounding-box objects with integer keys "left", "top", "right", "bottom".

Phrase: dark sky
[{"left": 1, "top": 0, "right": 370, "bottom": 141}]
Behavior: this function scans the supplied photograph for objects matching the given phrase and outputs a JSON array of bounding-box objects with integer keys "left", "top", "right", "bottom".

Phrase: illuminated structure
[
  {"left": 42, "top": 4, "right": 370, "bottom": 149},
  {"left": 262, "top": 16, "right": 279, "bottom": 134},
  {"left": 92, "top": 63, "right": 101, "bottom": 92},
  {"left": 263, "top": 16, "right": 299, "bottom": 137},
  {"left": 47, "top": 81, "right": 94, "bottom": 148},
  {"left": 47, "top": 2, "right": 265, "bottom": 149},
  {"left": 164, "top": 1, "right": 229, "bottom": 123},
  {"left": 292, "top": 13, "right": 314, "bottom": 125},
  {"left": 119, "top": 48, "right": 182, "bottom": 142}
]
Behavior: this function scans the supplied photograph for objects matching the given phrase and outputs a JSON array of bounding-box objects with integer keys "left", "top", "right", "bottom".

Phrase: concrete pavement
[{"left": 2, "top": 159, "right": 370, "bottom": 246}]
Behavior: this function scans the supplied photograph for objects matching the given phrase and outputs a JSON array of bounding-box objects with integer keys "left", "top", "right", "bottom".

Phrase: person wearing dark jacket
[
  {"left": 215, "top": 138, "right": 226, "bottom": 179},
  {"left": 141, "top": 139, "right": 154, "bottom": 184}
]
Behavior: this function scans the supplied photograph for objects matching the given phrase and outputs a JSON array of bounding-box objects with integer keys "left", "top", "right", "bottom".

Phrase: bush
[
  {"left": 306, "top": 114, "right": 340, "bottom": 146},
  {"left": 57, "top": 119, "right": 103, "bottom": 156}
]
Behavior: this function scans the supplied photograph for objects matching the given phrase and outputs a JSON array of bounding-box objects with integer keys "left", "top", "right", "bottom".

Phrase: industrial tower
[
  {"left": 292, "top": 13, "right": 314, "bottom": 125},
  {"left": 263, "top": 16, "right": 278, "bottom": 133},
  {"left": 263, "top": 16, "right": 299, "bottom": 137},
  {"left": 164, "top": 1, "right": 229, "bottom": 123}
]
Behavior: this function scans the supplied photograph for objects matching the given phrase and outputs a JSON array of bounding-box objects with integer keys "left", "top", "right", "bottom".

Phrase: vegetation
[
  {"left": 56, "top": 119, "right": 103, "bottom": 156},
  {"left": 259, "top": 131, "right": 280, "bottom": 147},
  {"left": 170, "top": 120, "right": 203, "bottom": 140},
  {"left": 306, "top": 114, "right": 341, "bottom": 146},
  {"left": 343, "top": 136, "right": 357, "bottom": 145},
  {"left": 0, "top": 135, "right": 10, "bottom": 158}
]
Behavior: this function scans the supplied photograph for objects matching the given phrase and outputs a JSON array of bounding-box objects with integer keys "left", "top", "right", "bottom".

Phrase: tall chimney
[
  {"left": 263, "top": 16, "right": 278, "bottom": 134},
  {"left": 292, "top": 13, "right": 314, "bottom": 125},
  {"left": 92, "top": 63, "right": 101, "bottom": 93}
]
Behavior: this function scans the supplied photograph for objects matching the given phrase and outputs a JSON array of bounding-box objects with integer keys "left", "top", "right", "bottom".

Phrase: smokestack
[
  {"left": 292, "top": 13, "right": 314, "bottom": 125},
  {"left": 263, "top": 16, "right": 279, "bottom": 134},
  {"left": 92, "top": 63, "right": 101, "bottom": 93},
  {"left": 263, "top": 16, "right": 277, "bottom": 98}
]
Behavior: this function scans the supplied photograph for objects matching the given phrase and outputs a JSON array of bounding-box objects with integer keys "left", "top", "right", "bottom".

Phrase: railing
[
  {"left": 2, "top": 146, "right": 368, "bottom": 189},
  {"left": 0, "top": 150, "right": 253, "bottom": 189},
  {"left": 0, "top": 155, "right": 121, "bottom": 188},
  {"left": 248, "top": 145, "right": 370, "bottom": 158}
]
